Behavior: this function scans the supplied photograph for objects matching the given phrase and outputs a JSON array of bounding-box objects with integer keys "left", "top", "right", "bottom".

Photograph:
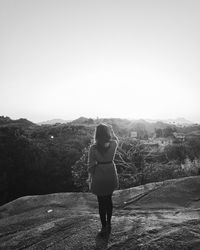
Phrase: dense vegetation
[{"left": 0, "top": 116, "right": 200, "bottom": 205}]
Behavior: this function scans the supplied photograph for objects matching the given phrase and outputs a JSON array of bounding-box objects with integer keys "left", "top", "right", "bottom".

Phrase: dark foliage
[
  {"left": 0, "top": 122, "right": 93, "bottom": 205},
  {"left": 1, "top": 116, "right": 200, "bottom": 205}
]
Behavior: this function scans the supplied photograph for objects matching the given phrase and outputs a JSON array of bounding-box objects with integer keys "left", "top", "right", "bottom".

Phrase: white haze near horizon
[{"left": 0, "top": 0, "right": 200, "bottom": 123}]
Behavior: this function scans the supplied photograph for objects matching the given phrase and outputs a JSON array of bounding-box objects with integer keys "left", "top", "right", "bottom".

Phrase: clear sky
[{"left": 1, "top": 0, "right": 200, "bottom": 123}]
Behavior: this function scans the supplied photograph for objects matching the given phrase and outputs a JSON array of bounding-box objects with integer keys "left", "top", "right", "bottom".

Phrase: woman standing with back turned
[{"left": 87, "top": 123, "right": 119, "bottom": 237}]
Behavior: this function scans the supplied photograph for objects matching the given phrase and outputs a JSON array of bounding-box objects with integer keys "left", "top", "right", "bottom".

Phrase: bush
[
  {"left": 143, "top": 162, "right": 185, "bottom": 184},
  {"left": 71, "top": 147, "right": 90, "bottom": 192}
]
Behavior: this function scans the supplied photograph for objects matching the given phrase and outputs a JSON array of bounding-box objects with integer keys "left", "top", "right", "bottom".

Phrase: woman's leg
[
  {"left": 97, "top": 196, "right": 107, "bottom": 228},
  {"left": 105, "top": 194, "right": 113, "bottom": 225}
]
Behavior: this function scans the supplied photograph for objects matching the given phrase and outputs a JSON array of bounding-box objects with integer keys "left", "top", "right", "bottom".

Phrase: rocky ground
[{"left": 0, "top": 176, "right": 200, "bottom": 249}]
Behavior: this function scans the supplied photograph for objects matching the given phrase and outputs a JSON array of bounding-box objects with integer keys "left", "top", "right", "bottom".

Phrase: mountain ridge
[
  {"left": 40, "top": 116, "right": 195, "bottom": 126},
  {"left": 38, "top": 118, "right": 71, "bottom": 125},
  {"left": 0, "top": 116, "right": 36, "bottom": 127},
  {"left": 1, "top": 115, "right": 196, "bottom": 126}
]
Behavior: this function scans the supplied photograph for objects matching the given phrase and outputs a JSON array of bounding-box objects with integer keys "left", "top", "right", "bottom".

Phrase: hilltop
[
  {"left": 0, "top": 116, "right": 36, "bottom": 127},
  {"left": 0, "top": 176, "right": 200, "bottom": 249}
]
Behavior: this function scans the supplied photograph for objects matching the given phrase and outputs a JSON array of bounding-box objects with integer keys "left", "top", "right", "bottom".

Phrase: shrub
[{"left": 143, "top": 162, "right": 185, "bottom": 184}]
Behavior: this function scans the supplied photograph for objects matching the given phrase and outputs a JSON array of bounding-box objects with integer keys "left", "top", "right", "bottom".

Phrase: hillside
[
  {"left": 0, "top": 116, "right": 36, "bottom": 127},
  {"left": 0, "top": 176, "right": 200, "bottom": 249}
]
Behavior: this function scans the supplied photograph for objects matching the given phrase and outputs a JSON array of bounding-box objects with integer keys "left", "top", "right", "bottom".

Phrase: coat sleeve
[{"left": 88, "top": 145, "right": 97, "bottom": 174}]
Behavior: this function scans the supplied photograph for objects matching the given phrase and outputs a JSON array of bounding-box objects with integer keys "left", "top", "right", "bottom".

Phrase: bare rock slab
[{"left": 0, "top": 176, "right": 200, "bottom": 249}]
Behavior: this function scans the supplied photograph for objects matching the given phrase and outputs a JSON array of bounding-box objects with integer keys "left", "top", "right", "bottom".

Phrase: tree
[{"left": 71, "top": 147, "right": 90, "bottom": 192}]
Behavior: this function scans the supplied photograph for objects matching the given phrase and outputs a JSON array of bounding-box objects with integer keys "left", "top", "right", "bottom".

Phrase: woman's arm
[
  {"left": 87, "top": 145, "right": 97, "bottom": 175},
  {"left": 109, "top": 126, "right": 119, "bottom": 142}
]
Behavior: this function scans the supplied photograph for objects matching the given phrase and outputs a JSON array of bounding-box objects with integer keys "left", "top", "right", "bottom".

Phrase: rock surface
[{"left": 0, "top": 176, "right": 200, "bottom": 249}]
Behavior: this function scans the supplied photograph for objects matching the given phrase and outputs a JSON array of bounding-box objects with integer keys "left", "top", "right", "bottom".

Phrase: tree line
[{"left": 0, "top": 118, "right": 200, "bottom": 205}]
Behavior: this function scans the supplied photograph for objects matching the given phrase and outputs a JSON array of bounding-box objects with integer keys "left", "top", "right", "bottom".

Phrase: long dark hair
[{"left": 95, "top": 123, "right": 111, "bottom": 154}]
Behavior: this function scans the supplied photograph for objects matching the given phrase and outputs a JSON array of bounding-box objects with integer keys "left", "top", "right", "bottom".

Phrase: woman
[{"left": 87, "top": 123, "right": 119, "bottom": 237}]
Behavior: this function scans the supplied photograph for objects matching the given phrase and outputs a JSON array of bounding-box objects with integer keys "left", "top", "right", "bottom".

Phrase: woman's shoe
[
  {"left": 99, "top": 226, "right": 107, "bottom": 237},
  {"left": 106, "top": 223, "right": 111, "bottom": 235}
]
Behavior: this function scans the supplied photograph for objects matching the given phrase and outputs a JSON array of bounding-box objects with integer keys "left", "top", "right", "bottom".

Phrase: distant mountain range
[
  {"left": 38, "top": 117, "right": 95, "bottom": 125},
  {"left": 145, "top": 117, "right": 194, "bottom": 126},
  {"left": 69, "top": 117, "right": 195, "bottom": 126},
  {"left": 0, "top": 115, "right": 196, "bottom": 127},
  {"left": 38, "top": 119, "right": 71, "bottom": 125},
  {"left": 165, "top": 117, "right": 194, "bottom": 125}
]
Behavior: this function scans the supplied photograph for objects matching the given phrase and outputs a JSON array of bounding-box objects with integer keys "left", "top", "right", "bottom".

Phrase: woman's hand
[
  {"left": 108, "top": 124, "right": 114, "bottom": 135},
  {"left": 87, "top": 174, "right": 92, "bottom": 184},
  {"left": 86, "top": 174, "right": 92, "bottom": 190},
  {"left": 86, "top": 178, "right": 91, "bottom": 184}
]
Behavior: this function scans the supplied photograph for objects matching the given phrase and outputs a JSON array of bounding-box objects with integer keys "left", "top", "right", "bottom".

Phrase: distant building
[
  {"left": 173, "top": 132, "right": 185, "bottom": 143},
  {"left": 154, "top": 137, "right": 173, "bottom": 146},
  {"left": 130, "top": 131, "right": 137, "bottom": 138}
]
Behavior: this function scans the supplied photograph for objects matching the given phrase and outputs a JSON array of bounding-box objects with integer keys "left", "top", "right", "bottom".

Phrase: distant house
[
  {"left": 173, "top": 132, "right": 185, "bottom": 143},
  {"left": 154, "top": 137, "right": 173, "bottom": 146},
  {"left": 130, "top": 131, "right": 137, "bottom": 138}
]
